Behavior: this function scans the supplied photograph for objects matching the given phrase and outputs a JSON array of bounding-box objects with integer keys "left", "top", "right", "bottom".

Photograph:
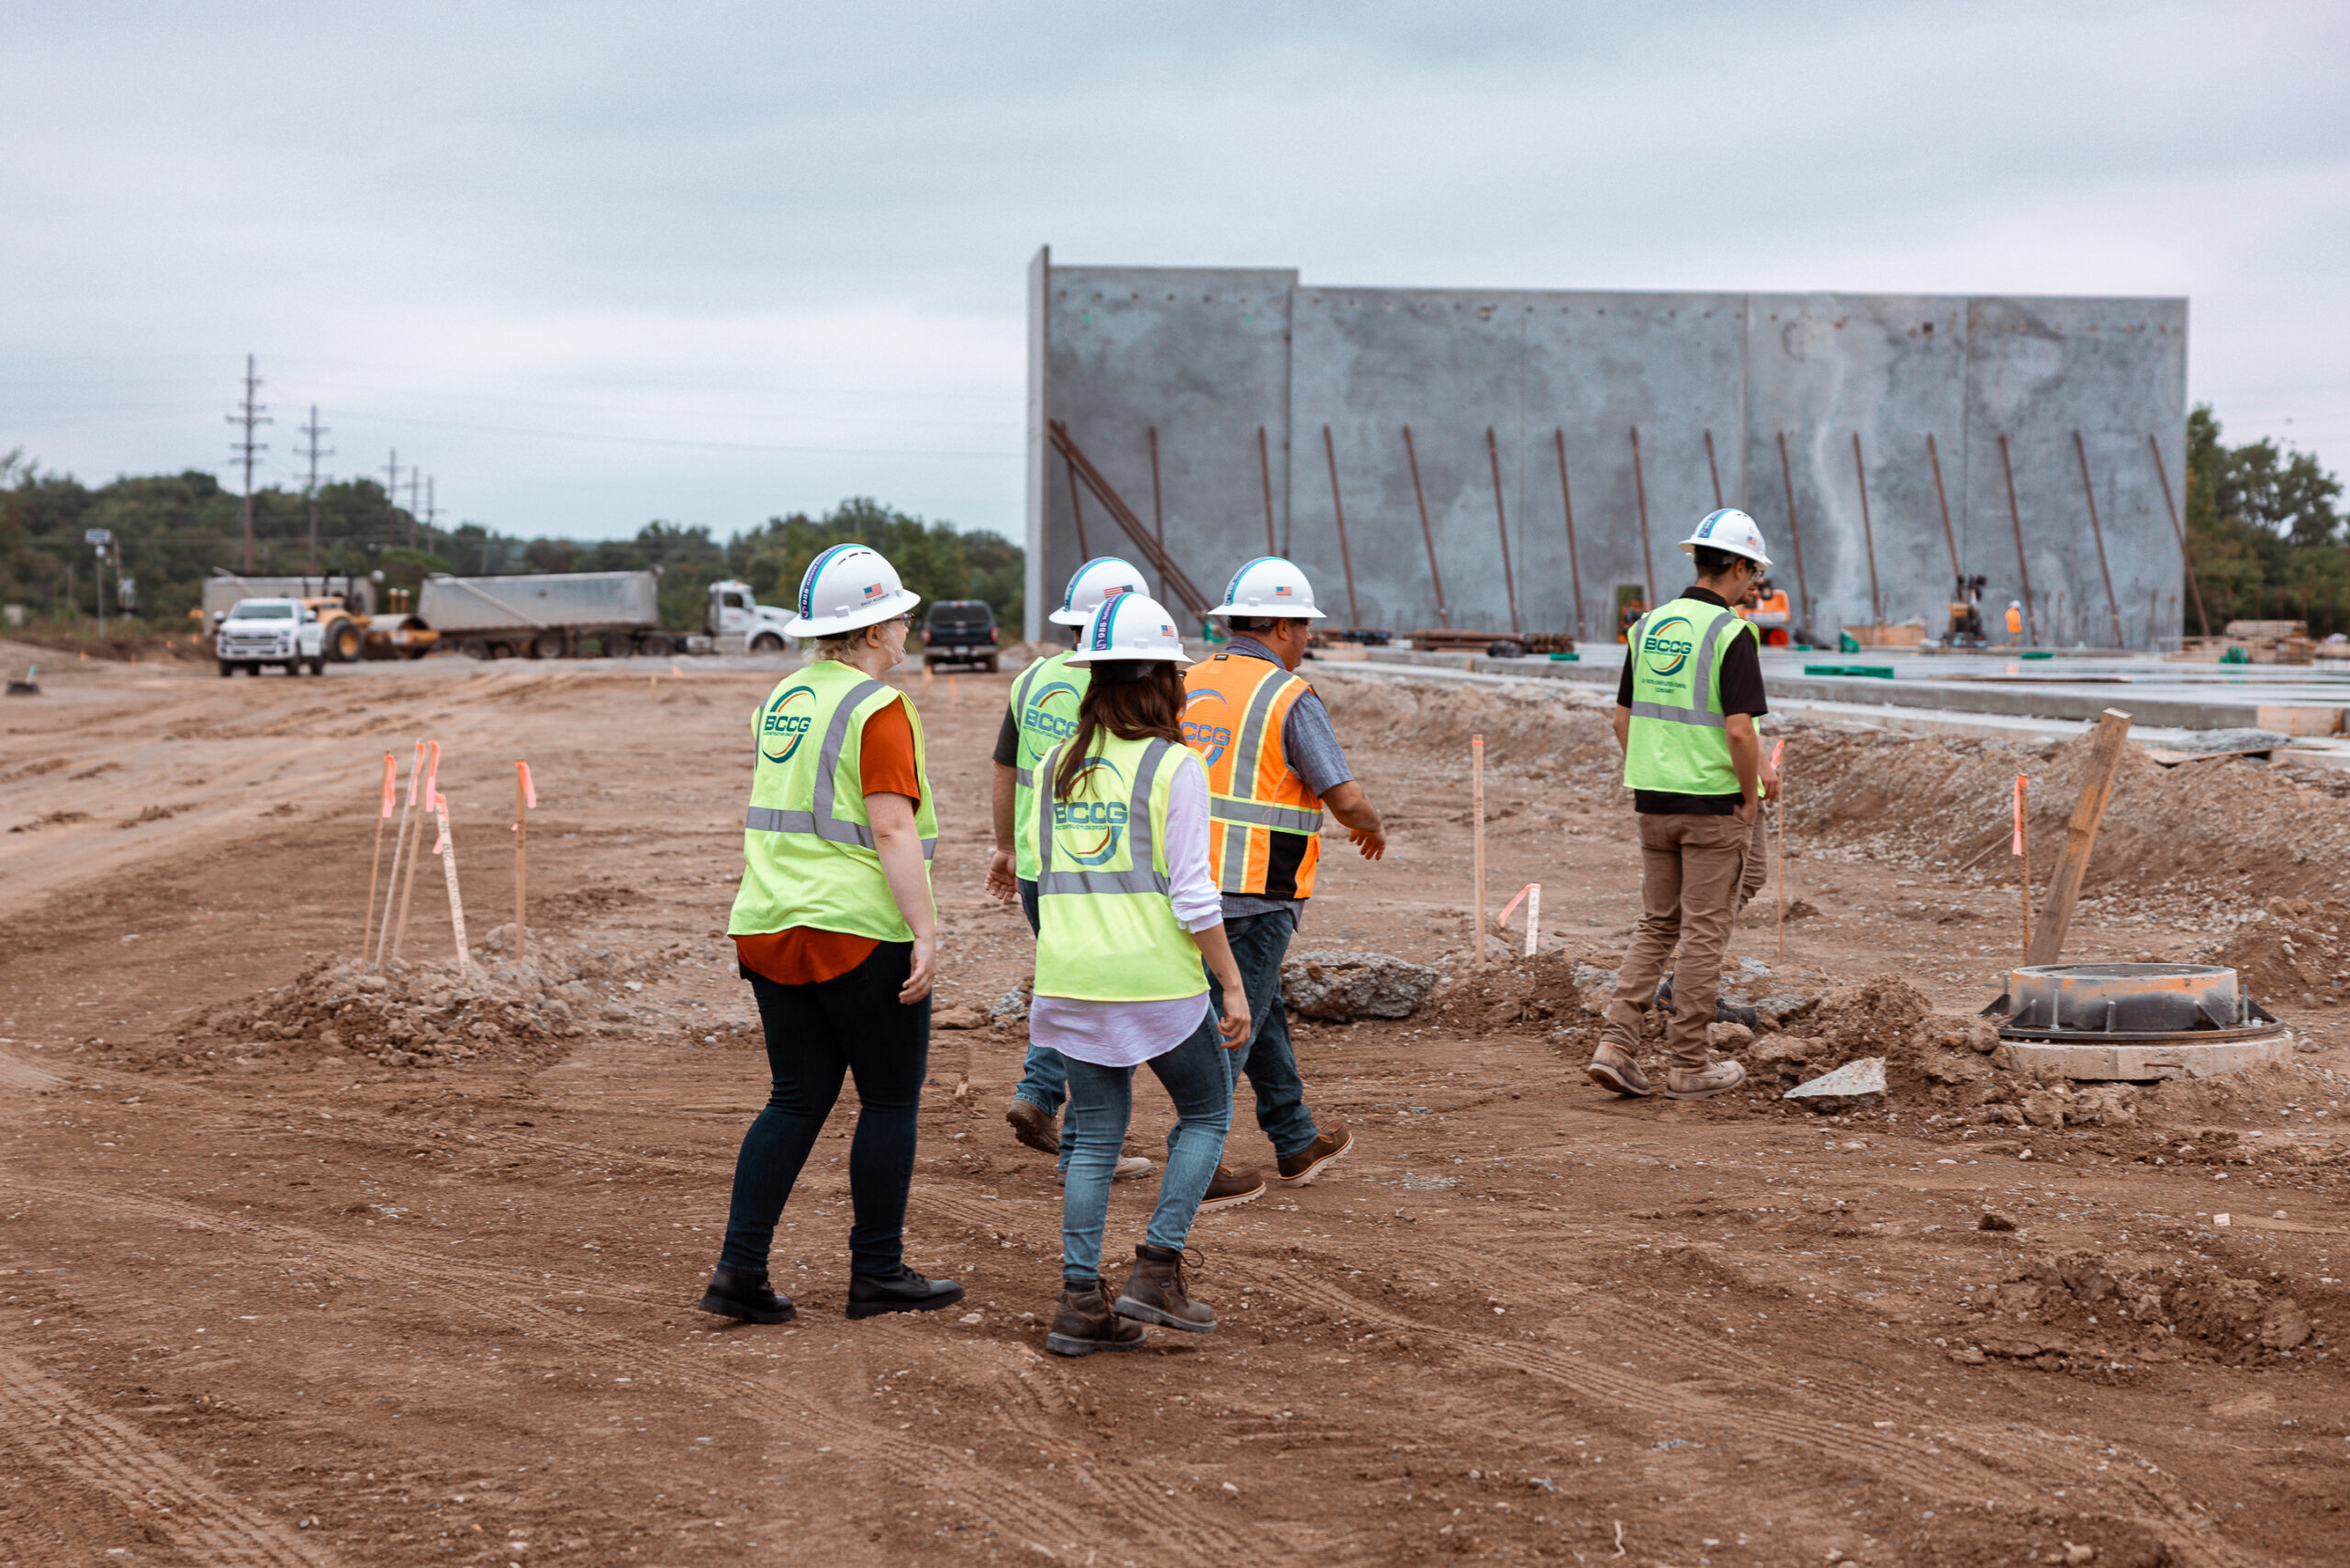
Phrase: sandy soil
[{"left": 3, "top": 644, "right": 2347, "bottom": 1567}]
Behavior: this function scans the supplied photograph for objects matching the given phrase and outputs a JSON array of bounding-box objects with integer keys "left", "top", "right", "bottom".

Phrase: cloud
[{"left": 2, "top": 0, "right": 2344, "bottom": 538}]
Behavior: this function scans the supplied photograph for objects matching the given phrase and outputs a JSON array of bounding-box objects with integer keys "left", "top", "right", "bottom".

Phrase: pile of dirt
[
  {"left": 129, "top": 938, "right": 707, "bottom": 1074},
  {"left": 1958, "top": 1248, "right": 2319, "bottom": 1369},
  {"left": 2193, "top": 896, "right": 2349, "bottom": 1006},
  {"left": 1779, "top": 721, "right": 2350, "bottom": 913}
]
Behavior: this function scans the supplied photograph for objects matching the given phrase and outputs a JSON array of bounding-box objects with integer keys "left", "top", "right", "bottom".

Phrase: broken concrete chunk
[
  {"left": 1783, "top": 1056, "right": 1886, "bottom": 1102},
  {"left": 1707, "top": 1021, "right": 1754, "bottom": 1051},
  {"left": 931, "top": 1003, "right": 989, "bottom": 1031},
  {"left": 1281, "top": 950, "right": 1438, "bottom": 1021}
]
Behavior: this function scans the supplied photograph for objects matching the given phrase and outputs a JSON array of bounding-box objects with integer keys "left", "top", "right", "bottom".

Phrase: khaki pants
[{"left": 1602, "top": 812, "right": 1762, "bottom": 1070}]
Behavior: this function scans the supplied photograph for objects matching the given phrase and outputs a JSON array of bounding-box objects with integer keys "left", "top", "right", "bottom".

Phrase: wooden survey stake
[
  {"left": 2025, "top": 710, "right": 2132, "bottom": 967},
  {"left": 2014, "top": 774, "right": 2034, "bottom": 958},
  {"left": 393, "top": 741, "right": 440, "bottom": 959},
  {"left": 514, "top": 761, "right": 536, "bottom": 960},
  {"left": 375, "top": 741, "right": 425, "bottom": 968},
  {"left": 434, "top": 791, "right": 470, "bottom": 971},
  {"left": 1772, "top": 738, "right": 1787, "bottom": 964},
  {"left": 362, "top": 751, "right": 395, "bottom": 962},
  {"left": 1471, "top": 734, "right": 1487, "bottom": 969}
]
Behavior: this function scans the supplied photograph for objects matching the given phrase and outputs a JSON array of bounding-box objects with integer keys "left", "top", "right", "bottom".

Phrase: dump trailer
[{"left": 414, "top": 570, "right": 681, "bottom": 659}]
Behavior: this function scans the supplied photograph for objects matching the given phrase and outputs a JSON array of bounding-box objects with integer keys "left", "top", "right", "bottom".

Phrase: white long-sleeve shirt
[{"left": 1030, "top": 752, "right": 1222, "bottom": 1068}]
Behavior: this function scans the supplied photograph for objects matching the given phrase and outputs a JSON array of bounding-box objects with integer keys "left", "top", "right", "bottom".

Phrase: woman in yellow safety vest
[
  {"left": 698, "top": 543, "right": 964, "bottom": 1328},
  {"left": 1025, "top": 592, "right": 1251, "bottom": 1357}
]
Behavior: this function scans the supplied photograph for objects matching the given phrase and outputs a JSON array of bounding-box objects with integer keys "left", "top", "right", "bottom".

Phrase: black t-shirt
[
  {"left": 1616, "top": 586, "right": 1769, "bottom": 815},
  {"left": 991, "top": 707, "right": 1020, "bottom": 767}
]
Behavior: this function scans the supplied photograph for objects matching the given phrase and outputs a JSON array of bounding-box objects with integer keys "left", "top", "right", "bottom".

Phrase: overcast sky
[{"left": 6, "top": 2, "right": 2344, "bottom": 544}]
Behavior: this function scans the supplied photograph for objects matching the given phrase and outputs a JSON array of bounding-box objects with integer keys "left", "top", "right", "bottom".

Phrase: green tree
[{"left": 2186, "top": 405, "right": 2349, "bottom": 630}]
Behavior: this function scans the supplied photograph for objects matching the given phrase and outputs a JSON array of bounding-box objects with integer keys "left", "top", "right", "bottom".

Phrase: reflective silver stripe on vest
[
  {"left": 1209, "top": 797, "right": 1324, "bottom": 834},
  {"left": 1625, "top": 700, "right": 1726, "bottom": 729},
  {"left": 1688, "top": 611, "right": 1736, "bottom": 719},
  {"left": 744, "top": 678, "right": 937, "bottom": 861},
  {"left": 1014, "top": 766, "right": 1034, "bottom": 789},
  {"left": 1035, "top": 737, "right": 1173, "bottom": 897}
]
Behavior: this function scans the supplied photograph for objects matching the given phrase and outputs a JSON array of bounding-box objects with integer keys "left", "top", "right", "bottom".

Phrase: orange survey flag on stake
[
  {"left": 379, "top": 752, "right": 397, "bottom": 817},
  {"left": 2012, "top": 774, "right": 2026, "bottom": 856},
  {"left": 518, "top": 760, "right": 537, "bottom": 812}
]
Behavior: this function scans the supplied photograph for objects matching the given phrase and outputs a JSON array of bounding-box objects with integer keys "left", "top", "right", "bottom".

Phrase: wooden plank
[{"left": 2026, "top": 708, "right": 2132, "bottom": 966}]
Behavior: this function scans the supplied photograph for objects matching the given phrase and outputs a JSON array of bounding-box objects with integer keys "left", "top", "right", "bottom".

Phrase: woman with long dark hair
[{"left": 1024, "top": 593, "right": 1250, "bottom": 1356}]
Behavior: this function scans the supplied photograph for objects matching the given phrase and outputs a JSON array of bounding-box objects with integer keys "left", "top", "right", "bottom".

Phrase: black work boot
[
  {"left": 1046, "top": 1278, "right": 1148, "bottom": 1357},
  {"left": 1113, "top": 1243, "right": 1216, "bottom": 1333},
  {"left": 845, "top": 1264, "right": 967, "bottom": 1320},
  {"left": 698, "top": 1265, "right": 796, "bottom": 1324}
]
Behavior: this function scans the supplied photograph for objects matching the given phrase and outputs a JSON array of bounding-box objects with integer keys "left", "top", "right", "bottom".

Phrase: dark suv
[{"left": 922, "top": 599, "right": 1000, "bottom": 671}]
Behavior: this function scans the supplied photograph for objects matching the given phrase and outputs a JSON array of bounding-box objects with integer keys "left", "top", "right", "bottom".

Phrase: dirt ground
[{"left": 3, "top": 644, "right": 2347, "bottom": 1568}]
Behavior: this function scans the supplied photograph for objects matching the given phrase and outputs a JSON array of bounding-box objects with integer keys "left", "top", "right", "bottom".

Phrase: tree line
[
  {"left": 0, "top": 456, "right": 1023, "bottom": 635},
  {"left": 5, "top": 402, "right": 2338, "bottom": 643}
]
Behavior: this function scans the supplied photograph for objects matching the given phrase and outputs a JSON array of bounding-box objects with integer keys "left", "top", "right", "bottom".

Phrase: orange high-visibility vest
[{"left": 1181, "top": 652, "right": 1326, "bottom": 900}]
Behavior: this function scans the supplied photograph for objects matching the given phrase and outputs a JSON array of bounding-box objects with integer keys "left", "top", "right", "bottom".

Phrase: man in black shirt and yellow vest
[{"left": 1587, "top": 510, "right": 1780, "bottom": 1101}]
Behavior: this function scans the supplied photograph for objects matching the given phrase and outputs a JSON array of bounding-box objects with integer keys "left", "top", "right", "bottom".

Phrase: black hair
[
  {"left": 1227, "top": 614, "right": 1289, "bottom": 634},
  {"left": 1691, "top": 544, "right": 1751, "bottom": 577}
]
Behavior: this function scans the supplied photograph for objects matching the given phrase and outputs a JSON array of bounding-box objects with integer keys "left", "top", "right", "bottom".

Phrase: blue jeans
[
  {"left": 1008, "top": 877, "right": 1074, "bottom": 1169},
  {"left": 1059, "top": 1019, "right": 1233, "bottom": 1284},
  {"left": 1208, "top": 910, "right": 1321, "bottom": 1161}
]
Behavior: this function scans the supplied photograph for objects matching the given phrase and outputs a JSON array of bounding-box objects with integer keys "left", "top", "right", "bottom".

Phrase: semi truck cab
[{"left": 706, "top": 579, "right": 797, "bottom": 653}]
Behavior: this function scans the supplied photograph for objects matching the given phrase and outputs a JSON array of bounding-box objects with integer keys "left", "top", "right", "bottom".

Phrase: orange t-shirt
[{"left": 734, "top": 694, "right": 923, "bottom": 986}]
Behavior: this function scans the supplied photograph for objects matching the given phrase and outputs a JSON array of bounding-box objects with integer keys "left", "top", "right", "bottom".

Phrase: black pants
[{"left": 720, "top": 942, "right": 930, "bottom": 1277}]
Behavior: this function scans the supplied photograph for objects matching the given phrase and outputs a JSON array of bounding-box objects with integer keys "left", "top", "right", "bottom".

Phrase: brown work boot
[
  {"left": 1114, "top": 1244, "right": 1216, "bottom": 1333},
  {"left": 1662, "top": 1060, "right": 1747, "bottom": 1100},
  {"left": 1275, "top": 1120, "right": 1353, "bottom": 1186},
  {"left": 1045, "top": 1278, "right": 1148, "bottom": 1358},
  {"left": 1004, "top": 1097, "right": 1058, "bottom": 1155},
  {"left": 1198, "top": 1162, "right": 1266, "bottom": 1212},
  {"left": 1586, "top": 1042, "right": 1652, "bottom": 1097}
]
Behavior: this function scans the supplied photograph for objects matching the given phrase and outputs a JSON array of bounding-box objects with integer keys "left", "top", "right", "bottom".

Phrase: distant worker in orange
[{"left": 2006, "top": 600, "right": 2025, "bottom": 646}]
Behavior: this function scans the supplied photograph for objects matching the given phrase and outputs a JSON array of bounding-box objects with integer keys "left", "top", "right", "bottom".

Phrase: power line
[
  {"left": 295, "top": 403, "right": 333, "bottom": 574},
  {"left": 225, "top": 354, "right": 272, "bottom": 572}
]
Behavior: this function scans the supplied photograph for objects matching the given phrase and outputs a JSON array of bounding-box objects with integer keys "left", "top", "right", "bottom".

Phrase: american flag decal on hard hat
[{"left": 1273, "top": 584, "right": 1292, "bottom": 596}]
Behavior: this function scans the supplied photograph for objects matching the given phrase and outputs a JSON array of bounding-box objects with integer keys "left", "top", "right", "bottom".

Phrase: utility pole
[
  {"left": 385, "top": 450, "right": 401, "bottom": 546},
  {"left": 408, "top": 471, "right": 422, "bottom": 549},
  {"left": 296, "top": 405, "right": 333, "bottom": 575},
  {"left": 226, "top": 354, "right": 272, "bottom": 573},
  {"left": 422, "top": 476, "right": 439, "bottom": 553}
]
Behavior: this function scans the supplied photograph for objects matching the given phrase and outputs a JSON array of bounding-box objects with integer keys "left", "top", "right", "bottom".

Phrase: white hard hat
[
  {"left": 1678, "top": 509, "right": 1773, "bottom": 571},
  {"left": 1049, "top": 556, "right": 1150, "bottom": 626},
  {"left": 781, "top": 543, "right": 923, "bottom": 636},
  {"left": 1067, "top": 592, "right": 1190, "bottom": 666},
  {"left": 1205, "top": 555, "right": 1327, "bottom": 621}
]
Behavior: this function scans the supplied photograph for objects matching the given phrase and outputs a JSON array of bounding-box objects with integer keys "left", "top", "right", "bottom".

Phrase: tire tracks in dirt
[
  {"left": 910, "top": 1185, "right": 2266, "bottom": 1568},
  {"left": 3, "top": 1176, "right": 1266, "bottom": 1564},
  {"left": 0, "top": 1344, "right": 332, "bottom": 1567}
]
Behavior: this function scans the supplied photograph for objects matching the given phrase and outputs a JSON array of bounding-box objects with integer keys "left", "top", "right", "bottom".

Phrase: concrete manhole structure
[{"left": 1984, "top": 963, "right": 2292, "bottom": 1080}]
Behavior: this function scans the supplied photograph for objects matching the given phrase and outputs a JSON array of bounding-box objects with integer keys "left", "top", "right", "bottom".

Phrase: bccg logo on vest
[
  {"left": 760, "top": 685, "right": 819, "bottom": 764},
  {"left": 1022, "top": 680, "right": 1082, "bottom": 747},
  {"left": 1639, "top": 615, "right": 1696, "bottom": 679},
  {"left": 1179, "top": 688, "right": 1233, "bottom": 765},
  {"left": 1052, "top": 756, "right": 1129, "bottom": 866}
]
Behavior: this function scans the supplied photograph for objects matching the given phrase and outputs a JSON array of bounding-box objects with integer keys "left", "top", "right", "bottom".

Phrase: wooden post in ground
[
  {"left": 2020, "top": 770, "right": 2040, "bottom": 958},
  {"left": 1772, "top": 739, "right": 1787, "bottom": 965},
  {"left": 514, "top": 761, "right": 536, "bottom": 961},
  {"left": 376, "top": 741, "right": 425, "bottom": 968},
  {"left": 1523, "top": 884, "right": 1541, "bottom": 958},
  {"left": 392, "top": 741, "right": 439, "bottom": 959},
  {"left": 2025, "top": 710, "right": 2132, "bottom": 967},
  {"left": 434, "top": 791, "right": 470, "bottom": 970},
  {"left": 362, "top": 751, "right": 395, "bottom": 962},
  {"left": 1471, "top": 734, "right": 1486, "bottom": 969}
]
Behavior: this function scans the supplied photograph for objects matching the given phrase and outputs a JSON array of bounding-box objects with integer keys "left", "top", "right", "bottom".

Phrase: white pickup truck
[{"left": 215, "top": 598, "right": 333, "bottom": 676}]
